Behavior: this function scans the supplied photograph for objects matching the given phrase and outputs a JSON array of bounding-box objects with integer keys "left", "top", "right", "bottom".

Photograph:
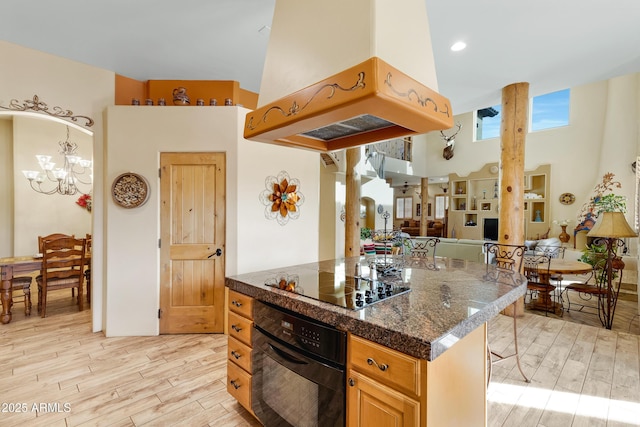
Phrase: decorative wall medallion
[
  {"left": 559, "top": 192, "right": 575, "bottom": 205},
  {"left": 111, "top": 172, "right": 150, "bottom": 208},
  {"left": 259, "top": 171, "right": 305, "bottom": 225}
]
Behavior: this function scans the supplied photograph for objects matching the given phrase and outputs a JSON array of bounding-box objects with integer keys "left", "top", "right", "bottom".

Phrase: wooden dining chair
[
  {"left": 483, "top": 242, "right": 530, "bottom": 385},
  {"left": 10, "top": 276, "right": 33, "bottom": 316},
  {"left": 38, "top": 233, "right": 74, "bottom": 253},
  {"left": 84, "top": 234, "right": 92, "bottom": 304},
  {"left": 38, "top": 233, "right": 75, "bottom": 297},
  {"left": 36, "top": 236, "right": 86, "bottom": 318}
]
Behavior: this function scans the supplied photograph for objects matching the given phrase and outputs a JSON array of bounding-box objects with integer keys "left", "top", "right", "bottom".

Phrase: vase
[
  {"left": 172, "top": 87, "right": 190, "bottom": 105},
  {"left": 558, "top": 225, "right": 570, "bottom": 243},
  {"left": 612, "top": 256, "right": 625, "bottom": 270}
]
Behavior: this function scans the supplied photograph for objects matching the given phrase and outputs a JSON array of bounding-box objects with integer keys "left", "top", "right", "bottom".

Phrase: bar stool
[{"left": 483, "top": 242, "right": 530, "bottom": 386}]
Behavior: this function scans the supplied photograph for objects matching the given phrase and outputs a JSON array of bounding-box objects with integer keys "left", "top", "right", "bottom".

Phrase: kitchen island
[{"left": 225, "top": 255, "right": 527, "bottom": 427}]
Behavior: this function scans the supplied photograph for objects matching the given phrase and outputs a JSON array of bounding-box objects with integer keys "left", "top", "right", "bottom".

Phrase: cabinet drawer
[
  {"left": 228, "top": 336, "right": 252, "bottom": 373},
  {"left": 228, "top": 290, "right": 254, "bottom": 319},
  {"left": 228, "top": 311, "right": 253, "bottom": 346},
  {"left": 227, "top": 361, "right": 252, "bottom": 411},
  {"left": 349, "top": 334, "right": 423, "bottom": 397}
]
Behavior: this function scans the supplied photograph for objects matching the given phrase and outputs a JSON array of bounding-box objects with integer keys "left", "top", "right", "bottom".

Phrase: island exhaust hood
[{"left": 244, "top": 0, "right": 454, "bottom": 152}]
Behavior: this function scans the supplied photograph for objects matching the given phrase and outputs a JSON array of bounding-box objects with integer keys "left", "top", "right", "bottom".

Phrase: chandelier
[{"left": 22, "top": 126, "right": 92, "bottom": 195}]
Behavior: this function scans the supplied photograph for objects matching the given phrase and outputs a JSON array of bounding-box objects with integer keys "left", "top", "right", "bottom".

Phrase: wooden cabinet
[
  {"left": 347, "top": 325, "right": 487, "bottom": 427},
  {"left": 347, "top": 334, "right": 425, "bottom": 427},
  {"left": 347, "top": 369, "right": 420, "bottom": 427},
  {"left": 226, "top": 289, "right": 255, "bottom": 415}
]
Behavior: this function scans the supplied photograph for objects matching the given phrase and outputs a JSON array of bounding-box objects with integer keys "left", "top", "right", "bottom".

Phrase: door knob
[{"left": 207, "top": 248, "right": 223, "bottom": 258}]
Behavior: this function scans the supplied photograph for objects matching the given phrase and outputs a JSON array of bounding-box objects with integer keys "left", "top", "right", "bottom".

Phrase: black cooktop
[{"left": 264, "top": 264, "right": 411, "bottom": 310}]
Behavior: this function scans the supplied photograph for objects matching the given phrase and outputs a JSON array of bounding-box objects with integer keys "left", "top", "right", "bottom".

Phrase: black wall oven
[{"left": 252, "top": 300, "right": 346, "bottom": 427}]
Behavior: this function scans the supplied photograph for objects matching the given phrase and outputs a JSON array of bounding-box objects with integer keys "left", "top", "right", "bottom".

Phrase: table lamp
[{"left": 587, "top": 211, "right": 637, "bottom": 329}]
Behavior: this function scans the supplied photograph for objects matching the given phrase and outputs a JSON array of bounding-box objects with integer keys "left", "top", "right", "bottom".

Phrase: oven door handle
[{"left": 268, "top": 343, "right": 309, "bottom": 365}]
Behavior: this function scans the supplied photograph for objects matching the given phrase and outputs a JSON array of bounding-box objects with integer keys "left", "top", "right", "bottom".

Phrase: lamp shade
[{"left": 587, "top": 211, "right": 638, "bottom": 238}]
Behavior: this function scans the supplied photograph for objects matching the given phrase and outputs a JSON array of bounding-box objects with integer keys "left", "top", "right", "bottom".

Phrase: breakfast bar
[{"left": 225, "top": 255, "right": 528, "bottom": 426}]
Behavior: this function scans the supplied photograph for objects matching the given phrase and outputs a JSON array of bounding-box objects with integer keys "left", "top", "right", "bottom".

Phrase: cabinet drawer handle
[
  {"left": 230, "top": 379, "right": 241, "bottom": 389},
  {"left": 348, "top": 378, "right": 355, "bottom": 387},
  {"left": 231, "top": 324, "right": 242, "bottom": 332},
  {"left": 232, "top": 300, "right": 242, "bottom": 307},
  {"left": 230, "top": 350, "right": 241, "bottom": 359},
  {"left": 367, "top": 357, "right": 389, "bottom": 371}
]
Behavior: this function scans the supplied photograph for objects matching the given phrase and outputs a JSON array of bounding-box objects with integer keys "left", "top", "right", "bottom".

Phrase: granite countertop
[{"left": 225, "top": 256, "right": 527, "bottom": 361}]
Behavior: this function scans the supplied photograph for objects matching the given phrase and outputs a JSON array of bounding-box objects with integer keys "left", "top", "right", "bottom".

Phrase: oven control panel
[
  {"left": 254, "top": 300, "right": 346, "bottom": 365},
  {"left": 299, "top": 324, "right": 321, "bottom": 349}
]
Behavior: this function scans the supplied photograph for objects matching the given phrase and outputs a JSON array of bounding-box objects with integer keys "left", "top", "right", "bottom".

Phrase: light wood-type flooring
[{"left": 1, "top": 289, "right": 638, "bottom": 426}]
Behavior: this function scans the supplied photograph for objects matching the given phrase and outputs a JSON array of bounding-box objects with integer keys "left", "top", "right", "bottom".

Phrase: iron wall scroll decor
[
  {"left": 111, "top": 172, "right": 150, "bottom": 208},
  {"left": 259, "top": 171, "right": 305, "bottom": 225},
  {"left": 0, "top": 95, "right": 94, "bottom": 128}
]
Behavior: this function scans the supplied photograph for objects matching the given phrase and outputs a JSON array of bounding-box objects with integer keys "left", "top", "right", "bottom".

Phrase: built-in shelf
[
  {"left": 465, "top": 214, "right": 478, "bottom": 226},
  {"left": 448, "top": 163, "right": 550, "bottom": 240}
]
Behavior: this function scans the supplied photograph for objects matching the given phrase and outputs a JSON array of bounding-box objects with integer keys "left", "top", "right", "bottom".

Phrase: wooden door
[{"left": 159, "top": 152, "right": 225, "bottom": 333}]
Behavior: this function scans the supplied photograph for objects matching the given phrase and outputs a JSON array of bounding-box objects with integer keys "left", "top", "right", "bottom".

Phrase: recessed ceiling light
[{"left": 450, "top": 41, "right": 467, "bottom": 52}]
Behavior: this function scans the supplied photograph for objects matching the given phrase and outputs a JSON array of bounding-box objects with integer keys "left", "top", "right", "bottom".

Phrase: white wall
[
  {"left": 236, "top": 134, "right": 320, "bottom": 274},
  {"left": 419, "top": 75, "right": 639, "bottom": 247},
  {"left": 1, "top": 41, "right": 319, "bottom": 336},
  {"left": 361, "top": 178, "right": 394, "bottom": 230},
  {"left": 12, "top": 117, "right": 92, "bottom": 254},
  {"left": 104, "top": 106, "right": 320, "bottom": 335},
  {"left": 0, "top": 119, "right": 13, "bottom": 256},
  {"left": 0, "top": 40, "right": 114, "bottom": 332}
]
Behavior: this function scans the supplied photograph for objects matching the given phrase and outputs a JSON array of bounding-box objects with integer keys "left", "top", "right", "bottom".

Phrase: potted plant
[
  {"left": 593, "top": 193, "right": 627, "bottom": 215},
  {"left": 360, "top": 227, "right": 372, "bottom": 241},
  {"left": 585, "top": 193, "right": 628, "bottom": 270},
  {"left": 578, "top": 241, "right": 608, "bottom": 268}
]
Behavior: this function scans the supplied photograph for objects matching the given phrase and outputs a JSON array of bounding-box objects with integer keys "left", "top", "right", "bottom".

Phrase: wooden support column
[
  {"left": 345, "top": 148, "right": 361, "bottom": 257},
  {"left": 499, "top": 82, "right": 529, "bottom": 316},
  {"left": 420, "top": 177, "right": 429, "bottom": 237}
]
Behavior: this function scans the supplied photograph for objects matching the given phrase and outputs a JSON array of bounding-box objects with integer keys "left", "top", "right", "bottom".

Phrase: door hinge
[
  {"left": 159, "top": 168, "right": 161, "bottom": 178},
  {"left": 158, "top": 308, "right": 162, "bottom": 319},
  {"left": 158, "top": 238, "right": 161, "bottom": 248}
]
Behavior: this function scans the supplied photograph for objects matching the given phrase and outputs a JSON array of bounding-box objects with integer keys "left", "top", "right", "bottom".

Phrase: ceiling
[
  {"left": 2, "top": 1, "right": 639, "bottom": 114},
  {"left": 2, "top": 0, "right": 639, "bottom": 187}
]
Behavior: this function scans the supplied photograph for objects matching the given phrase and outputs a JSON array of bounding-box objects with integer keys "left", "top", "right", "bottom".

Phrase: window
[
  {"left": 475, "top": 106, "right": 501, "bottom": 140},
  {"left": 395, "top": 197, "right": 413, "bottom": 219},
  {"left": 530, "top": 89, "right": 569, "bottom": 131},
  {"left": 434, "top": 195, "right": 448, "bottom": 219},
  {"left": 475, "top": 89, "right": 570, "bottom": 140}
]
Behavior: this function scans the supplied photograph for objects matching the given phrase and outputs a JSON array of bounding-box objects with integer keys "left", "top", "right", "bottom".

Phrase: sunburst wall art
[{"left": 259, "top": 171, "right": 305, "bottom": 225}]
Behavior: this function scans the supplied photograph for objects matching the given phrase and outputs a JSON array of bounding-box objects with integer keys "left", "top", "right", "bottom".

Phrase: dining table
[
  {"left": 1, "top": 253, "right": 91, "bottom": 324},
  {"left": 525, "top": 257, "right": 593, "bottom": 315}
]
